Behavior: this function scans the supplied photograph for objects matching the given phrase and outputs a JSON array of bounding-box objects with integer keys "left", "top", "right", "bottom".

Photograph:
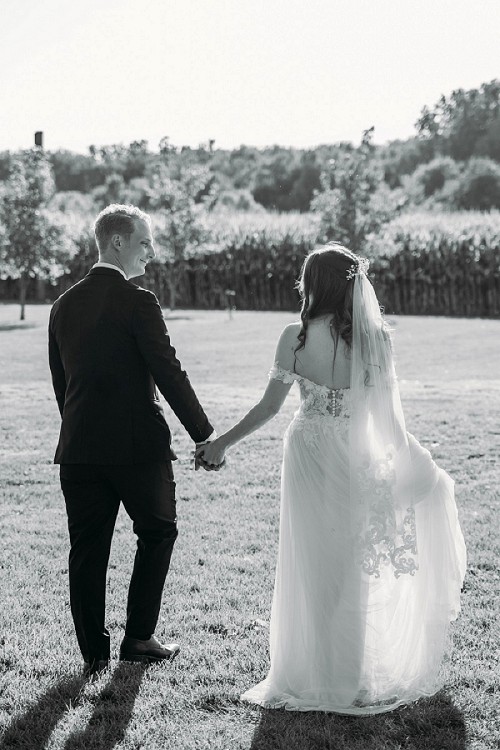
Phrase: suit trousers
[{"left": 59, "top": 462, "right": 178, "bottom": 663}]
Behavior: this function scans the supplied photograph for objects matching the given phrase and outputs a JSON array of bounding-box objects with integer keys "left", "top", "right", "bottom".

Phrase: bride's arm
[
  {"left": 206, "top": 379, "right": 292, "bottom": 457},
  {"left": 197, "top": 324, "right": 299, "bottom": 466}
]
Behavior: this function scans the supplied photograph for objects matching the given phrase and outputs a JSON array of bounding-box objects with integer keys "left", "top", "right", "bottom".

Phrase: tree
[
  {"left": 148, "top": 164, "right": 211, "bottom": 309},
  {"left": 91, "top": 173, "right": 128, "bottom": 209},
  {"left": 251, "top": 148, "right": 321, "bottom": 211},
  {"left": 416, "top": 80, "right": 500, "bottom": 161},
  {"left": 49, "top": 149, "right": 109, "bottom": 192},
  {"left": 311, "top": 129, "right": 394, "bottom": 253},
  {"left": 403, "top": 156, "right": 461, "bottom": 207},
  {"left": 379, "top": 138, "right": 435, "bottom": 188},
  {"left": 0, "top": 149, "right": 71, "bottom": 319},
  {"left": 453, "top": 158, "right": 500, "bottom": 210}
]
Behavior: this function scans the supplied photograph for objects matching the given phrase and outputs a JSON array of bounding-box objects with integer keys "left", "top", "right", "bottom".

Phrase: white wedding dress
[{"left": 241, "top": 361, "right": 467, "bottom": 715}]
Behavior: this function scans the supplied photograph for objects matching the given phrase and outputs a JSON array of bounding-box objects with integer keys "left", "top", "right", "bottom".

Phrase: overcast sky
[{"left": 0, "top": 0, "right": 498, "bottom": 153}]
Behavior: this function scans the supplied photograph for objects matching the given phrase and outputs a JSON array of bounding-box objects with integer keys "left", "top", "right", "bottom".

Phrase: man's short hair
[{"left": 94, "top": 204, "right": 151, "bottom": 251}]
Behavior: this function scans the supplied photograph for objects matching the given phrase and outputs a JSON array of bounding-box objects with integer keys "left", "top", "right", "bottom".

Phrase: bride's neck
[{"left": 308, "top": 314, "right": 334, "bottom": 326}]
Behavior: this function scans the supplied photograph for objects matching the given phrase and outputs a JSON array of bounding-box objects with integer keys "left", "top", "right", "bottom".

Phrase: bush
[
  {"left": 403, "top": 157, "right": 460, "bottom": 206},
  {"left": 453, "top": 158, "right": 500, "bottom": 210},
  {"left": 214, "top": 189, "right": 266, "bottom": 212}
]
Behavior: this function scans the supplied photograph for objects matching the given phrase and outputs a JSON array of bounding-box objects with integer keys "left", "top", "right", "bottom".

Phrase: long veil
[{"left": 350, "top": 271, "right": 419, "bottom": 578}]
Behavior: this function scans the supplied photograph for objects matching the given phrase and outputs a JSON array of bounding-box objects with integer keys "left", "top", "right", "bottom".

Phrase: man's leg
[
  {"left": 104, "top": 462, "right": 178, "bottom": 641},
  {"left": 60, "top": 465, "right": 120, "bottom": 664}
]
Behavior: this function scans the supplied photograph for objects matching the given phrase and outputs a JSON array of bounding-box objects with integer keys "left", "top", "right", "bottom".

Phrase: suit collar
[
  {"left": 91, "top": 262, "right": 127, "bottom": 279},
  {"left": 87, "top": 267, "right": 128, "bottom": 280}
]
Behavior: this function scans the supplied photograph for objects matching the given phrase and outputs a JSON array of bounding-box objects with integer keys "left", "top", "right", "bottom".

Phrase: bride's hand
[{"left": 195, "top": 438, "right": 226, "bottom": 471}]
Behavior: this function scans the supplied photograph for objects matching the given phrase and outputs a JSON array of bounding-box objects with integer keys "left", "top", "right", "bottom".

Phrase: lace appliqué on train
[{"left": 355, "top": 451, "right": 418, "bottom": 579}]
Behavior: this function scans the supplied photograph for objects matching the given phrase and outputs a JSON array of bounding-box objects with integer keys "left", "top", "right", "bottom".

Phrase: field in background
[
  {"left": 146, "top": 209, "right": 500, "bottom": 315},
  {"left": 0, "top": 304, "right": 499, "bottom": 750}
]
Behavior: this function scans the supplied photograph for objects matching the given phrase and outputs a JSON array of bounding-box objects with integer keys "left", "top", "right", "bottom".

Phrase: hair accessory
[{"left": 346, "top": 256, "right": 370, "bottom": 280}]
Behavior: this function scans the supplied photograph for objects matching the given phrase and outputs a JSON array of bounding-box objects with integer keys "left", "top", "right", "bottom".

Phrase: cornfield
[
  {"left": 4, "top": 210, "right": 499, "bottom": 317},
  {"left": 369, "top": 212, "right": 500, "bottom": 316},
  {"left": 148, "top": 210, "right": 500, "bottom": 317},
  {"left": 146, "top": 211, "right": 320, "bottom": 311}
]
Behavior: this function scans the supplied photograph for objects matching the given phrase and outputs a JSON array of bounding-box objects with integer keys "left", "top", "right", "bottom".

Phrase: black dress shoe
[
  {"left": 119, "top": 635, "right": 180, "bottom": 664},
  {"left": 83, "top": 658, "right": 110, "bottom": 677}
]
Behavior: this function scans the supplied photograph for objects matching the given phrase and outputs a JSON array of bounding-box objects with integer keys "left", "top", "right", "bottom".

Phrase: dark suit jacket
[{"left": 48, "top": 267, "right": 213, "bottom": 464}]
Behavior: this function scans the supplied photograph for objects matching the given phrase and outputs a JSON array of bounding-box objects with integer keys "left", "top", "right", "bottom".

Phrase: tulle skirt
[{"left": 241, "top": 416, "right": 467, "bottom": 715}]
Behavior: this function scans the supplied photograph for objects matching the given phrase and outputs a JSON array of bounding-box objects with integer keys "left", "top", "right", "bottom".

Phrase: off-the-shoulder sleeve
[{"left": 269, "top": 362, "right": 299, "bottom": 384}]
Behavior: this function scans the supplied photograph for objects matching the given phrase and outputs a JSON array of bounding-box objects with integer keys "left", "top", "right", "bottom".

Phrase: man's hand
[
  {"left": 194, "top": 433, "right": 217, "bottom": 471},
  {"left": 194, "top": 438, "right": 227, "bottom": 471}
]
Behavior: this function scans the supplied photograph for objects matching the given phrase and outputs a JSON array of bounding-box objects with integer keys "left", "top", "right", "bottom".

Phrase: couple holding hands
[{"left": 49, "top": 203, "right": 465, "bottom": 714}]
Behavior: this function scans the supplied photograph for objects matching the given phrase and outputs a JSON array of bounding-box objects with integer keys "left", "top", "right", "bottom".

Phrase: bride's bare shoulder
[
  {"left": 274, "top": 322, "right": 301, "bottom": 370},
  {"left": 280, "top": 322, "right": 301, "bottom": 346},
  {"left": 283, "top": 321, "right": 301, "bottom": 335}
]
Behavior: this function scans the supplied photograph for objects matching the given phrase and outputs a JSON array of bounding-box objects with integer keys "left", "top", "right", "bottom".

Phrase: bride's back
[{"left": 292, "top": 318, "right": 351, "bottom": 390}]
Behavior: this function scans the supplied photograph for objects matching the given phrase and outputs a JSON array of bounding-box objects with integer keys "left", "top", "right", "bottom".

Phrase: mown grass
[{"left": 0, "top": 303, "right": 499, "bottom": 750}]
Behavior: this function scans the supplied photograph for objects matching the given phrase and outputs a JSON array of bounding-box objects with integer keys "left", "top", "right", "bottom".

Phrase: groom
[{"left": 49, "top": 204, "right": 215, "bottom": 675}]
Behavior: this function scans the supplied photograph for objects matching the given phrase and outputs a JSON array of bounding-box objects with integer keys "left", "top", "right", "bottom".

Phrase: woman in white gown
[{"left": 197, "top": 244, "right": 466, "bottom": 715}]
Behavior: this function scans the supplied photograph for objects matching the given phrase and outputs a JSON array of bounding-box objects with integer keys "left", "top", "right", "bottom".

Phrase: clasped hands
[{"left": 194, "top": 437, "right": 227, "bottom": 472}]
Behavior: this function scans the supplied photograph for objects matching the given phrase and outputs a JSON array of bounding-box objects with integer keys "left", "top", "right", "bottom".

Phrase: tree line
[
  {"left": 0, "top": 80, "right": 499, "bottom": 318},
  {"left": 1, "top": 79, "right": 499, "bottom": 214}
]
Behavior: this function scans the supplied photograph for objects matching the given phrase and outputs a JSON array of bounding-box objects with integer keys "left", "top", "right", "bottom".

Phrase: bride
[{"left": 196, "top": 244, "right": 466, "bottom": 715}]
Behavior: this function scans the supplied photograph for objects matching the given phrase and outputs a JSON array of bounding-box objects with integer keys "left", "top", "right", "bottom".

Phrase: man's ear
[{"left": 111, "top": 233, "right": 121, "bottom": 250}]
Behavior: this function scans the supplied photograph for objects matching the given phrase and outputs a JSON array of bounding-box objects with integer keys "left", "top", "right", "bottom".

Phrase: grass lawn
[{"left": 0, "top": 303, "right": 499, "bottom": 750}]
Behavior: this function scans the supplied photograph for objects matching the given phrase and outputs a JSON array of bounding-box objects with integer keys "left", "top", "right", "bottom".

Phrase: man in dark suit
[{"left": 48, "top": 204, "right": 215, "bottom": 675}]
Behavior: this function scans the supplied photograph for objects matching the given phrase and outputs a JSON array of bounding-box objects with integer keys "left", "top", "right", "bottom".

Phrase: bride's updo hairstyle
[{"left": 295, "top": 242, "right": 362, "bottom": 354}]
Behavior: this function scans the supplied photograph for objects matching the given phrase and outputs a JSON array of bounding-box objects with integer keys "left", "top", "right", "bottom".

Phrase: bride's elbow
[{"left": 261, "top": 400, "right": 282, "bottom": 419}]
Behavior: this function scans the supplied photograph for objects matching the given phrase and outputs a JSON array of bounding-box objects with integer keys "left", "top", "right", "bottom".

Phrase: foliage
[
  {"left": 144, "top": 210, "right": 500, "bottom": 317},
  {"left": 2, "top": 80, "right": 495, "bottom": 217},
  {"left": 403, "top": 156, "right": 461, "bottom": 207},
  {"left": 199, "top": 210, "right": 320, "bottom": 248},
  {"left": 367, "top": 211, "right": 500, "bottom": 316},
  {"left": 372, "top": 208, "right": 500, "bottom": 242},
  {"left": 311, "top": 128, "right": 395, "bottom": 252},
  {"left": 416, "top": 79, "right": 500, "bottom": 161},
  {"left": 0, "top": 149, "right": 73, "bottom": 318},
  {"left": 61, "top": 225, "right": 98, "bottom": 281},
  {"left": 48, "top": 190, "right": 96, "bottom": 216},
  {"left": 91, "top": 172, "right": 128, "bottom": 209},
  {"left": 453, "top": 157, "right": 500, "bottom": 211},
  {"left": 211, "top": 144, "right": 260, "bottom": 189},
  {"left": 214, "top": 188, "right": 266, "bottom": 213},
  {"left": 0, "top": 150, "right": 13, "bottom": 181},
  {"left": 147, "top": 164, "right": 213, "bottom": 309},
  {"left": 49, "top": 149, "right": 110, "bottom": 192},
  {"left": 378, "top": 138, "right": 435, "bottom": 188},
  {"left": 251, "top": 149, "right": 321, "bottom": 212},
  {"left": 142, "top": 211, "right": 321, "bottom": 311}
]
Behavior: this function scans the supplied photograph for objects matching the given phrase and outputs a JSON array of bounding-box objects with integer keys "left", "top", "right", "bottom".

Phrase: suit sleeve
[
  {"left": 132, "top": 290, "right": 214, "bottom": 443},
  {"left": 48, "top": 310, "right": 66, "bottom": 417}
]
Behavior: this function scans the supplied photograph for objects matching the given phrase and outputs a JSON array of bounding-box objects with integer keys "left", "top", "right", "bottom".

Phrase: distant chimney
[{"left": 34, "top": 131, "right": 43, "bottom": 148}]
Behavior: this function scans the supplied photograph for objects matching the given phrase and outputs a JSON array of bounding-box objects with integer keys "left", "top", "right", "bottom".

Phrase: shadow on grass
[
  {"left": 63, "top": 662, "right": 146, "bottom": 750},
  {"left": 249, "top": 691, "right": 466, "bottom": 750},
  {"left": 0, "top": 323, "right": 38, "bottom": 332},
  {"left": 0, "top": 663, "right": 146, "bottom": 750},
  {"left": 0, "top": 674, "right": 86, "bottom": 750}
]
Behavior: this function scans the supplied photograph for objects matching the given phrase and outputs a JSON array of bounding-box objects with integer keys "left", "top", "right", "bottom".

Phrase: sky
[{"left": 0, "top": 0, "right": 498, "bottom": 154}]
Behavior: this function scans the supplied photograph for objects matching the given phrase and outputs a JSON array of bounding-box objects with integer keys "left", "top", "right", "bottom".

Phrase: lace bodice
[{"left": 269, "top": 363, "right": 351, "bottom": 420}]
